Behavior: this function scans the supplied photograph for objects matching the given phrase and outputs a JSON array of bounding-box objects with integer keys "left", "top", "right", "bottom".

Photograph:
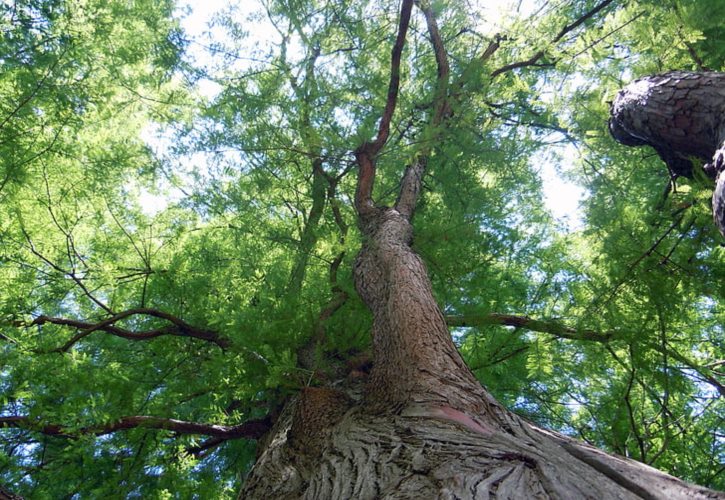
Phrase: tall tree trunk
[
  {"left": 609, "top": 71, "right": 725, "bottom": 236},
  {"left": 239, "top": 204, "right": 721, "bottom": 499},
  {"left": 239, "top": 7, "right": 723, "bottom": 498}
]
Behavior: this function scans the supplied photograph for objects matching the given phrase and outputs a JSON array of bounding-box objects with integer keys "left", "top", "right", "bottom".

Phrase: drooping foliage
[{"left": 0, "top": 0, "right": 722, "bottom": 497}]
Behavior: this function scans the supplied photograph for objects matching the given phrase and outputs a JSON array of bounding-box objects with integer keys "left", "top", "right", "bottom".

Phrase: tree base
[{"left": 239, "top": 386, "right": 722, "bottom": 499}]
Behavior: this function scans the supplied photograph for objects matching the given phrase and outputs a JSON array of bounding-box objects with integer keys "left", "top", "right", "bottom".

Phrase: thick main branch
[
  {"left": 609, "top": 71, "right": 725, "bottom": 235},
  {"left": 354, "top": 0, "right": 414, "bottom": 216}
]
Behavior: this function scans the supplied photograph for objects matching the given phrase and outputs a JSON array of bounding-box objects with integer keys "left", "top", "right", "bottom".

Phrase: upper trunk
[
  {"left": 609, "top": 71, "right": 725, "bottom": 235},
  {"left": 352, "top": 207, "right": 508, "bottom": 426}
]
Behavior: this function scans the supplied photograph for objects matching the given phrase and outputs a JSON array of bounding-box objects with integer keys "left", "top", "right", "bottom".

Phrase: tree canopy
[{"left": 0, "top": 0, "right": 723, "bottom": 497}]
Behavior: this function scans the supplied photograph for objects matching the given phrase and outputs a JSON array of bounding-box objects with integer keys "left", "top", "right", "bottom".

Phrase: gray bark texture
[
  {"left": 238, "top": 206, "right": 724, "bottom": 499},
  {"left": 609, "top": 71, "right": 725, "bottom": 236}
]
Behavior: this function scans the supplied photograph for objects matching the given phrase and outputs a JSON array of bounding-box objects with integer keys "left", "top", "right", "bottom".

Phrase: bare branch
[
  {"left": 588, "top": 215, "right": 684, "bottom": 314},
  {"left": 0, "top": 483, "right": 23, "bottom": 500},
  {"left": 0, "top": 331, "right": 18, "bottom": 344},
  {"left": 623, "top": 347, "right": 647, "bottom": 461},
  {"left": 643, "top": 340, "right": 725, "bottom": 398},
  {"left": 105, "top": 199, "right": 149, "bottom": 269},
  {"left": 395, "top": 1, "right": 451, "bottom": 219},
  {"left": 491, "top": 0, "right": 616, "bottom": 77},
  {"left": 684, "top": 41, "right": 711, "bottom": 72},
  {"left": 395, "top": 160, "right": 426, "bottom": 219},
  {"left": 417, "top": 1, "right": 450, "bottom": 126},
  {"left": 0, "top": 414, "right": 270, "bottom": 441},
  {"left": 185, "top": 435, "right": 228, "bottom": 458},
  {"left": 479, "top": 37, "right": 502, "bottom": 62},
  {"left": 371, "top": 0, "right": 415, "bottom": 153},
  {"left": 27, "top": 308, "right": 231, "bottom": 351}
]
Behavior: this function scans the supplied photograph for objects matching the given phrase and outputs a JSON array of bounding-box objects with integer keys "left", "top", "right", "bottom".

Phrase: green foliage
[{"left": 1, "top": 0, "right": 723, "bottom": 496}]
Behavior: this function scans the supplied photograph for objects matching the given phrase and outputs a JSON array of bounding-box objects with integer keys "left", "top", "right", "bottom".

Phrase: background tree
[{"left": 0, "top": 0, "right": 723, "bottom": 498}]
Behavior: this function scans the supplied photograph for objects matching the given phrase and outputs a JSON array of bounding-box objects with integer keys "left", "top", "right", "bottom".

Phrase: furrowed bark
[
  {"left": 609, "top": 71, "right": 725, "bottom": 236},
  {"left": 27, "top": 308, "right": 230, "bottom": 351},
  {"left": 353, "top": 208, "right": 508, "bottom": 421},
  {"left": 352, "top": 0, "right": 501, "bottom": 421},
  {"left": 240, "top": 379, "right": 721, "bottom": 499}
]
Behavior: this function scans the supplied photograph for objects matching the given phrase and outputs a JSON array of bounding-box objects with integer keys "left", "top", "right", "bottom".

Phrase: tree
[
  {"left": 1, "top": 0, "right": 723, "bottom": 498},
  {"left": 609, "top": 71, "right": 725, "bottom": 236}
]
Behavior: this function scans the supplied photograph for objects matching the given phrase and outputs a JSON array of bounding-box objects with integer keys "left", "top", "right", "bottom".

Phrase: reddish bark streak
[{"left": 429, "top": 406, "right": 494, "bottom": 435}]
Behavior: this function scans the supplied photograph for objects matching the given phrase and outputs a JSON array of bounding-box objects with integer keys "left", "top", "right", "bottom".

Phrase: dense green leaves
[{"left": 0, "top": 0, "right": 723, "bottom": 497}]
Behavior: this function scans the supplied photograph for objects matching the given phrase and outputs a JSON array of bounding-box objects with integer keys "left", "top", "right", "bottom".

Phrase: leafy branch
[
  {"left": 445, "top": 313, "right": 614, "bottom": 342},
  {"left": 446, "top": 313, "right": 724, "bottom": 397}
]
